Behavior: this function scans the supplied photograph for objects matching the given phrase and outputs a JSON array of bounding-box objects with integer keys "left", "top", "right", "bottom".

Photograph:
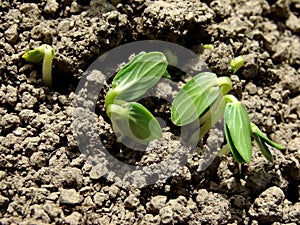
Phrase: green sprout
[
  {"left": 203, "top": 44, "right": 214, "bottom": 50},
  {"left": 22, "top": 44, "right": 55, "bottom": 87},
  {"left": 229, "top": 55, "right": 245, "bottom": 74},
  {"left": 221, "top": 95, "right": 284, "bottom": 163},
  {"left": 104, "top": 51, "right": 284, "bottom": 163},
  {"left": 250, "top": 123, "right": 284, "bottom": 162},
  {"left": 105, "top": 52, "right": 168, "bottom": 145}
]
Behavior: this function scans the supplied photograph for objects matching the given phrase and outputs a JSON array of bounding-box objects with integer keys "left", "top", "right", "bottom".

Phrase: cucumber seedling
[
  {"left": 22, "top": 44, "right": 55, "bottom": 87},
  {"left": 105, "top": 52, "right": 168, "bottom": 145}
]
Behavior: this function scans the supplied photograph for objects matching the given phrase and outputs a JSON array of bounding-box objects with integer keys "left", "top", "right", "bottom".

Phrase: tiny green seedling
[
  {"left": 222, "top": 95, "right": 284, "bottom": 163},
  {"left": 22, "top": 44, "right": 55, "bottom": 87},
  {"left": 230, "top": 55, "right": 245, "bottom": 74},
  {"left": 203, "top": 44, "right": 214, "bottom": 50},
  {"left": 105, "top": 52, "right": 168, "bottom": 145}
]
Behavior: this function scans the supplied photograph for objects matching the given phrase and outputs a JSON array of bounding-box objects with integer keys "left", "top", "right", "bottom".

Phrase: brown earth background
[{"left": 0, "top": 0, "right": 300, "bottom": 224}]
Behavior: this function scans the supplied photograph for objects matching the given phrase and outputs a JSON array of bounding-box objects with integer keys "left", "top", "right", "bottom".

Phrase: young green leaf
[
  {"left": 198, "top": 91, "right": 224, "bottom": 126},
  {"left": 224, "top": 97, "right": 252, "bottom": 163},
  {"left": 252, "top": 133, "right": 274, "bottom": 162},
  {"left": 224, "top": 122, "right": 247, "bottom": 163},
  {"left": 250, "top": 123, "right": 285, "bottom": 150},
  {"left": 106, "top": 52, "right": 168, "bottom": 105},
  {"left": 171, "top": 72, "right": 231, "bottom": 126},
  {"left": 171, "top": 72, "right": 219, "bottom": 126},
  {"left": 22, "top": 47, "right": 45, "bottom": 63},
  {"left": 107, "top": 102, "right": 162, "bottom": 145},
  {"left": 250, "top": 122, "right": 285, "bottom": 162},
  {"left": 163, "top": 49, "right": 178, "bottom": 66}
]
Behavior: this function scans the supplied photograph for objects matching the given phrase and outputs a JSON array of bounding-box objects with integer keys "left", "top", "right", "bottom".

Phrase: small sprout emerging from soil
[
  {"left": 230, "top": 55, "right": 245, "bottom": 74},
  {"left": 105, "top": 52, "right": 168, "bottom": 145},
  {"left": 22, "top": 44, "right": 55, "bottom": 88},
  {"left": 203, "top": 44, "right": 214, "bottom": 50}
]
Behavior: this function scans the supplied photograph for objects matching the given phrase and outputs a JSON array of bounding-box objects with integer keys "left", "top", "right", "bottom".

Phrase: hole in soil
[
  {"left": 266, "top": 0, "right": 277, "bottom": 5},
  {"left": 52, "top": 71, "right": 78, "bottom": 94},
  {"left": 166, "top": 65, "right": 186, "bottom": 83},
  {"left": 274, "top": 115, "right": 283, "bottom": 124},
  {"left": 286, "top": 180, "right": 299, "bottom": 204},
  {"left": 290, "top": 3, "right": 300, "bottom": 16}
]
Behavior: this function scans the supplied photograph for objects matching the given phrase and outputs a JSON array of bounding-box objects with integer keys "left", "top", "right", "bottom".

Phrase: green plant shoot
[
  {"left": 250, "top": 123, "right": 285, "bottom": 162},
  {"left": 22, "top": 44, "right": 55, "bottom": 88},
  {"left": 203, "top": 44, "right": 214, "bottom": 50},
  {"left": 230, "top": 55, "right": 245, "bottom": 74},
  {"left": 105, "top": 52, "right": 168, "bottom": 145}
]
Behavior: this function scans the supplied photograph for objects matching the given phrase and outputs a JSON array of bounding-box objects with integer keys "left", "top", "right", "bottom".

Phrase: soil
[{"left": 0, "top": 0, "right": 300, "bottom": 224}]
